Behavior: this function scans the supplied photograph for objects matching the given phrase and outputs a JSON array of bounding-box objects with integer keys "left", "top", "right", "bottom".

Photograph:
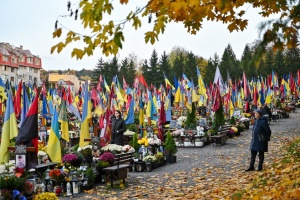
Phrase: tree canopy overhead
[{"left": 51, "top": 0, "right": 300, "bottom": 59}]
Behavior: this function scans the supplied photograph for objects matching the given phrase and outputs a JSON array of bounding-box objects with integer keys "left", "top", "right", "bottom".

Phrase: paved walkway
[{"left": 64, "top": 110, "right": 300, "bottom": 199}]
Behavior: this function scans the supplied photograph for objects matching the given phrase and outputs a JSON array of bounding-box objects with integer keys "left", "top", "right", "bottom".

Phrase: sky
[{"left": 1, "top": 0, "right": 267, "bottom": 71}]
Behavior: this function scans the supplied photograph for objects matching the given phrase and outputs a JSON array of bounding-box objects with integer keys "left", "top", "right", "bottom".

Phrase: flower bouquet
[
  {"left": 137, "top": 137, "right": 149, "bottom": 146},
  {"left": 121, "top": 145, "right": 135, "bottom": 153},
  {"left": 228, "top": 127, "right": 238, "bottom": 137},
  {"left": 154, "top": 152, "right": 163, "bottom": 163},
  {"left": 242, "top": 113, "right": 252, "bottom": 119},
  {"left": 77, "top": 145, "right": 93, "bottom": 157},
  {"left": 171, "top": 129, "right": 182, "bottom": 137},
  {"left": 38, "top": 150, "right": 47, "bottom": 161},
  {"left": 148, "top": 137, "right": 162, "bottom": 146},
  {"left": 49, "top": 169, "right": 65, "bottom": 185},
  {"left": 34, "top": 192, "right": 58, "bottom": 200},
  {"left": 124, "top": 130, "right": 136, "bottom": 136},
  {"left": 143, "top": 155, "right": 157, "bottom": 163},
  {"left": 101, "top": 144, "right": 123, "bottom": 152},
  {"left": 99, "top": 152, "right": 115, "bottom": 164},
  {"left": 0, "top": 163, "right": 15, "bottom": 175},
  {"left": 62, "top": 153, "right": 82, "bottom": 167}
]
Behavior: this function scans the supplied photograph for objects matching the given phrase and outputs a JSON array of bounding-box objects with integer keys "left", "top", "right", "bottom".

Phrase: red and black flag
[{"left": 16, "top": 89, "right": 39, "bottom": 170}]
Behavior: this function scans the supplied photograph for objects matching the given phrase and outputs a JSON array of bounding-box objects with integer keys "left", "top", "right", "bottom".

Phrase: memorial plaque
[
  {"left": 15, "top": 145, "right": 26, "bottom": 170},
  {"left": 169, "top": 120, "right": 177, "bottom": 129}
]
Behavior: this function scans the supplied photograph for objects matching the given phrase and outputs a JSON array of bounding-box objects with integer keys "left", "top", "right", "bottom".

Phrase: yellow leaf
[
  {"left": 120, "top": 0, "right": 128, "bottom": 4},
  {"left": 228, "top": 23, "right": 238, "bottom": 32}
]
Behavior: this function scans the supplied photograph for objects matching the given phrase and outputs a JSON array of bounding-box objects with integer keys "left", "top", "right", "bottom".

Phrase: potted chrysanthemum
[
  {"left": 62, "top": 153, "right": 82, "bottom": 168},
  {"left": 143, "top": 155, "right": 156, "bottom": 172}
]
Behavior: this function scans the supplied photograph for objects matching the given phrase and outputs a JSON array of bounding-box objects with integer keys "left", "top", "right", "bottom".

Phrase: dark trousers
[{"left": 250, "top": 150, "right": 264, "bottom": 169}]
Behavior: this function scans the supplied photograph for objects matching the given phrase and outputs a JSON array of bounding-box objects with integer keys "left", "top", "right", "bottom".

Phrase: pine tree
[
  {"left": 184, "top": 52, "right": 198, "bottom": 84},
  {"left": 240, "top": 45, "right": 254, "bottom": 79},
  {"left": 120, "top": 57, "right": 129, "bottom": 79},
  {"left": 185, "top": 103, "right": 197, "bottom": 128},
  {"left": 141, "top": 59, "right": 150, "bottom": 81},
  {"left": 172, "top": 53, "right": 185, "bottom": 79},
  {"left": 284, "top": 47, "right": 300, "bottom": 75},
  {"left": 148, "top": 49, "right": 160, "bottom": 85},
  {"left": 159, "top": 51, "right": 171, "bottom": 78},
  {"left": 126, "top": 59, "right": 136, "bottom": 86},
  {"left": 273, "top": 50, "right": 285, "bottom": 78},
  {"left": 214, "top": 100, "right": 225, "bottom": 132},
  {"left": 101, "top": 56, "right": 119, "bottom": 84},
  {"left": 164, "top": 131, "right": 177, "bottom": 155},
  {"left": 219, "top": 44, "right": 240, "bottom": 81},
  {"left": 203, "top": 54, "right": 218, "bottom": 84},
  {"left": 92, "top": 58, "right": 106, "bottom": 83}
]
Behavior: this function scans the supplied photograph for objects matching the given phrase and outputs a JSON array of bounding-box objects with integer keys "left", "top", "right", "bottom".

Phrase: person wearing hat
[{"left": 245, "top": 109, "right": 272, "bottom": 171}]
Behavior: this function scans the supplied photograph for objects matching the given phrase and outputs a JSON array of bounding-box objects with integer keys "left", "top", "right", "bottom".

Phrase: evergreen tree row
[{"left": 92, "top": 43, "right": 300, "bottom": 87}]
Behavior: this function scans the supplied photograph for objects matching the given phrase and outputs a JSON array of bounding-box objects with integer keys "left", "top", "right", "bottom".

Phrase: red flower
[{"left": 15, "top": 167, "right": 25, "bottom": 174}]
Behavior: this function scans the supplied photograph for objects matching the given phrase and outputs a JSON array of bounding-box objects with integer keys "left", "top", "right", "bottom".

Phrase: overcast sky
[{"left": 1, "top": 0, "right": 267, "bottom": 71}]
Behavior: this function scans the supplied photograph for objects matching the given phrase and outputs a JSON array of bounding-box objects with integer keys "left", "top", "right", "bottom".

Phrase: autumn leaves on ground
[{"left": 81, "top": 131, "right": 300, "bottom": 200}]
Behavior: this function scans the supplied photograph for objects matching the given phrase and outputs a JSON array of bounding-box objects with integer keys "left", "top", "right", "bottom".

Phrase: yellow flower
[{"left": 34, "top": 192, "right": 58, "bottom": 200}]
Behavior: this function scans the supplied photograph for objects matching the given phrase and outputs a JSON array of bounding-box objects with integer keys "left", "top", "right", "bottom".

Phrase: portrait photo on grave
[
  {"left": 199, "top": 118, "right": 207, "bottom": 126},
  {"left": 16, "top": 155, "right": 26, "bottom": 169}
]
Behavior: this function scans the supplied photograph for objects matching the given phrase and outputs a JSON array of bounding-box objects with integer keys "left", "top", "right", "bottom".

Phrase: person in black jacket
[
  {"left": 111, "top": 110, "right": 126, "bottom": 146},
  {"left": 245, "top": 109, "right": 271, "bottom": 171}
]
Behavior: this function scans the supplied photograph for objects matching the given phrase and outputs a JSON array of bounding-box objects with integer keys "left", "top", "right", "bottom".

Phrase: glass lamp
[
  {"left": 72, "top": 181, "right": 79, "bottom": 195},
  {"left": 72, "top": 171, "right": 78, "bottom": 181}
]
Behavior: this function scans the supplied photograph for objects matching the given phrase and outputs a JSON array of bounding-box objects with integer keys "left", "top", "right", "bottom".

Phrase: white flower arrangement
[
  {"left": 0, "top": 163, "right": 15, "bottom": 174},
  {"left": 38, "top": 150, "right": 47, "bottom": 157},
  {"left": 148, "top": 137, "right": 162, "bottom": 146},
  {"left": 124, "top": 130, "right": 135, "bottom": 136},
  {"left": 121, "top": 145, "right": 135, "bottom": 153},
  {"left": 171, "top": 129, "right": 183, "bottom": 136},
  {"left": 0, "top": 165, "right": 5, "bottom": 174},
  {"left": 101, "top": 144, "right": 123, "bottom": 152},
  {"left": 177, "top": 116, "right": 187, "bottom": 123},
  {"left": 143, "top": 155, "right": 156, "bottom": 163},
  {"left": 238, "top": 117, "right": 250, "bottom": 122},
  {"left": 77, "top": 145, "right": 92, "bottom": 152}
]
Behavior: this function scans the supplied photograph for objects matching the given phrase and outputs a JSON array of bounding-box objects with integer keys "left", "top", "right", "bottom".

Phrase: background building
[
  {"left": 0, "top": 42, "right": 42, "bottom": 86},
  {"left": 48, "top": 74, "right": 80, "bottom": 92}
]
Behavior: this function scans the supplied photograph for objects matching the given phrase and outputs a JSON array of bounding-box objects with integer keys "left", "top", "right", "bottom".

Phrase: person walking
[
  {"left": 111, "top": 110, "right": 126, "bottom": 146},
  {"left": 245, "top": 109, "right": 271, "bottom": 171}
]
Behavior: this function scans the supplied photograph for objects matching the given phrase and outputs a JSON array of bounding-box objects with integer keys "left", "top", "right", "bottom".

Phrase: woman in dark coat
[
  {"left": 246, "top": 109, "right": 271, "bottom": 171},
  {"left": 111, "top": 110, "right": 126, "bottom": 146}
]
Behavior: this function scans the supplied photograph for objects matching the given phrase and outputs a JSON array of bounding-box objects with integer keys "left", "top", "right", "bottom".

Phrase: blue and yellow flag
[
  {"left": 58, "top": 99, "right": 69, "bottom": 142},
  {"left": 79, "top": 84, "right": 92, "bottom": 147},
  {"left": 0, "top": 77, "right": 7, "bottom": 101},
  {"left": 47, "top": 106, "right": 61, "bottom": 163},
  {"left": 0, "top": 93, "right": 18, "bottom": 163},
  {"left": 164, "top": 74, "right": 175, "bottom": 90}
]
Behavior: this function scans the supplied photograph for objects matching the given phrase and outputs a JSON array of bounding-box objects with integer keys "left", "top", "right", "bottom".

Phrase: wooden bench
[
  {"left": 218, "top": 125, "right": 232, "bottom": 135},
  {"left": 210, "top": 134, "right": 227, "bottom": 146},
  {"left": 209, "top": 125, "right": 231, "bottom": 146},
  {"left": 103, "top": 152, "right": 134, "bottom": 187}
]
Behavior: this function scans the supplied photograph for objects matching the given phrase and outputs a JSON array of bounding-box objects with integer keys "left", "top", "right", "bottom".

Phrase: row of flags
[{"left": 0, "top": 68, "right": 299, "bottom": 167}]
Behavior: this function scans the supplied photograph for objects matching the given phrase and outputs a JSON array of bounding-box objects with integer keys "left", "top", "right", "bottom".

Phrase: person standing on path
[
  {"left": 110, "top": 110, "right": 126, "bottom": 146},
  {"left": 245, "top": 109, "right": 271, "bottom": 171}
]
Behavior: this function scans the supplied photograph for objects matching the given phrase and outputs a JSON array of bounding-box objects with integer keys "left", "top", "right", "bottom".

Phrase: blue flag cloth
[{"left": 125, "top": 95, "right": 135, "bottom": 124}]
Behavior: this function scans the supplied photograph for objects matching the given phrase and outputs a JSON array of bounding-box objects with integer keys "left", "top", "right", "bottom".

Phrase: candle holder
[{"left": 135, "top": 161, "right": 145, "bottom": 172}]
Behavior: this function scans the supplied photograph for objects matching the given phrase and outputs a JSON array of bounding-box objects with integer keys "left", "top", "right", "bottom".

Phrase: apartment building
[
  {"left": 0, "top": 42, "right": 42, "bottom": 86},
  {"left": 48, "top": 73, "right": 80, "bottom": 92}
]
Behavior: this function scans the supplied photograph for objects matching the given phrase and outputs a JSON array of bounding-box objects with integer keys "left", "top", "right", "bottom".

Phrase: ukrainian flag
[
  {"left": 47, "top": 107, "right": 61, "bottom": 163},
  {"left": 164, "top": 74, "right": 175, "bottom": 90},
  {"left": 0, "top": 93, "right": 18, "bottom": 163},
  {"left": 0, "top": 77, "right": 7, "bottom": 101},
  {"left": 79, "top": 84, "right": 92, "bottom": 147}
]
